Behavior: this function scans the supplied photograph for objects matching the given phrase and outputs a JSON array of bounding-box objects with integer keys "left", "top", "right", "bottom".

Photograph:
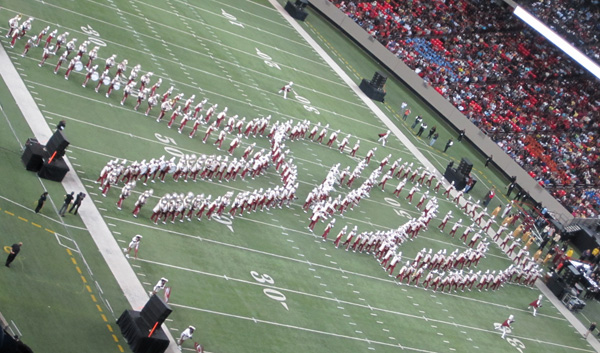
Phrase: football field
[{"left": 0, "top": 1, "right": 596, "bottom": 352}]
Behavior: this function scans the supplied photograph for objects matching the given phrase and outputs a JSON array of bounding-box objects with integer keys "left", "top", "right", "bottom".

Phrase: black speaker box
[
  {"left": 38, "top": 157, "right": 70, "bottom": 182},
  {"left": 359, "top": 79, "right": 386, "bottom": 102},
  {"left": 21, "top": 141, "right": 45, "bottom": 172},
  {"left": 546, "top": 274, "right": 567, "bottom": 297},
  {"left": 443, "top": 166, "right": 467, "bottom": 190},
  {"left": 562, "top": 265, "right": 582, "bottom": 287},
  {"left": 457, "top": 157, "right": 473, "bottom": 176},
  {"left": 370, "top": 71, "right": 387, "bottom": 90},
  {"left": 45, "top": 130, "right": 70, "bottom": 157},
  {"left": 140, "top": 294, "right": 172, "bottom": 328},
  {"left": 285, "top": 1, "right": 308, "bottom": 21},
  {"left": 117, "top": 310, "right": 169, "bottom": 353}
]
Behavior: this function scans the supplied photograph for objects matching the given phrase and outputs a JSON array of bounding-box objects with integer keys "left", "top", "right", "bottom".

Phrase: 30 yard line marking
[{"left": 135, "top": 258, "right": 580, "bottom": 350}]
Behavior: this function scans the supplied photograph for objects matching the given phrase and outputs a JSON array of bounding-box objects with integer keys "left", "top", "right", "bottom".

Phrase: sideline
[
  {"left": 268, "top": 1, "right": 600, "bottom": 352},
  {"left": 0, "top": 44, "right": 179, "bottom": 352}
]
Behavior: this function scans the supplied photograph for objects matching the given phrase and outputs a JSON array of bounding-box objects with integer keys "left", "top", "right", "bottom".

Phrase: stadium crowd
[
  {"left": 519, "top": 0, "right": 600, "bottom": 62},
  {"left": 329, "top": 0, "right": 600, "bottom": 218}
]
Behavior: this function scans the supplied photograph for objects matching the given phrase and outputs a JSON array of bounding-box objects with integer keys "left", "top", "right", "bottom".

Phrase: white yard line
[{"left": 0, "top": 40, "right": 181, "bottom": 353}]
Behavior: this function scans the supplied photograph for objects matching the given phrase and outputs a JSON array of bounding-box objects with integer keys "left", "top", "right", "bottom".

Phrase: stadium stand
[{"left": 328, "top": 0, "right": 600, "bottom": 218}]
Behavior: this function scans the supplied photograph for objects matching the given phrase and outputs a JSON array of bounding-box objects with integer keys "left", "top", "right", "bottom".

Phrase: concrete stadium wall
[{"left": 308, "top": 0, "right": 574, "bottom": 224}]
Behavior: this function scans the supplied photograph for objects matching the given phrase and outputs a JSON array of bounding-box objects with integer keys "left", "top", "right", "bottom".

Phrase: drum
[
  {"left": 91, "top": 72, "right": 99, "bottom": 81},
  {"left": 102, "top": 76, "right": 111, "bottom": 85},
  {"left": 74, "top": 61, "right": 83, "bottom": 72},
  {"left": 114, "top": 82, "right": 121, "bottom": 91}
]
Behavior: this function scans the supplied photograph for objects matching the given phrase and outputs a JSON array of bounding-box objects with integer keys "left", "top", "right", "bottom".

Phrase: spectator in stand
[{"left": 330, "top": 0, "right": 600, "bottom": 217}]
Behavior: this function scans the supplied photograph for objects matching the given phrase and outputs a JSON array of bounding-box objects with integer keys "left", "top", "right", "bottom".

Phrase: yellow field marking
[
  {"left": 45, "top": 228, "right": 55, "bottom": 234},
  {"left": 75, "top": 266, "right": 82, "bottom": 274},
  {"left": 86, "top": 285, "right": 92, "bottom": 293},
  {"left": 101, "top": 314, "right": 108, "bottom": 322},
  {"left": 71, "top": 257, "right": 77, "bottom": 265},
  {"left": 66, "top": 248, "right": 72, "bottom": 256},
  {"left": 112, "top": 334, "right": 119, "bottom": 342},
  {"left": 107, "top": 324, "right": 113, "bottom": 332},
  {"left": 96, "top": 304, "right": 103, "bottom": 312},
  {"left": 81, "top": 275, "right": 87, "bottom": 283},
  {"left": 118, "top": 344, "right": 124, "bottom": 352},
  {"left": 4, "top": 210, "right": 14, "bottom": 216},
  {"left": 91, "top": 294, "right": 97, "bottom": 302},
  {"left": 18, "top": 216, "right": 28, "bottom": 222},
  {"left": 31, "top": 222, "right": 41, "bottom": 228}
]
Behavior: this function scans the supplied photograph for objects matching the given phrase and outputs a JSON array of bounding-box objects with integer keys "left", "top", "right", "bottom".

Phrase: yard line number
[
  {"left": 255, "top": 48, "right": 281, "bottom": 70},
  {"left": 384, "top": 197, "right": 411, "bottom": 218},
  {"left": 222, "top": 9, "right": 244, "bottom": 28},
  {"left": 506, "top": 337, "right": 525, "bottom": 353},
  {"left": 250, "top": 271, "right": 289, "bottom": 311},
  {"left": 80, "top": 25, "right": 107, "bottom": 47}
]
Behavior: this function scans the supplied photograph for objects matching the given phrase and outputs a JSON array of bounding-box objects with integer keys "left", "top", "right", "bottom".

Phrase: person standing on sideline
[
  {"left": 56, "top": 119, "right": 66, "bottom": 131},
  {"left": 5, "top": 242, "right": 22, "bottom": 268},
  {"left": 444, "top": 139, "right": 453, "bottom": 153},
  {"left": 506, "top": 179, "right": 517, "bottom": 196},
  {"left": 35, "top": 192, "right": 48, "bottom": 213},
  {"left": 429, "top": 132, "right": 439, "bottom": 146},
  {"left": 458, "top": 129, "right": 465, "bottom": 142},
  {"left": 485, "top": 155, "right": 493, "bottom": 167},
  {"left": 426, "top": 126, "right": 437, "bottom": 139},
  {"left": 482, "top": 188, "right": 495, "bottom": 207},
  {"left": 584, "top": 322, "right": 596, "bottom": 338},
  {"left": 69, "top": 192, "right": 86, "bottom": 215},
  {"left": 59, "top": 191, "right": 75, "bottom": 216},
  {"left": 411, "top": 115, "right": 422, "bottom": 129},
  {"left": 177, "top": 325, "right": 195, "bottom": 349},
  {"left": 416, "top": 122, "right": 427, "bottom": 137}
]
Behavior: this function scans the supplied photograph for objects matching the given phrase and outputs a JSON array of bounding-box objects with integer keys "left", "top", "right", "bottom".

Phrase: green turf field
[{"left": 0, "top": 1, "right": 596, "bottom": 352}]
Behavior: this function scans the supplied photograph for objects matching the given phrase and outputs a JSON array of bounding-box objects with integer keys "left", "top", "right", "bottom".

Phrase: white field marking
[
  {"left": 137, "top": 273, "right": 146, "bottom": 276},
  {"left": 134, "top": 248, "right": 566, "bottom": 328},
  {"left": 131, "top": 264, "right": 141, "bottom": 268},
  {"left": 37, "top": 0, "right": 345, "bottom": 94},
  {"left": 20, "top": 49, "right": 377, "bottom": 132},
  {"left": 40, "top": 108, "right": 359, "bottom": 181},
  {"left": 117, "top": 239, "right": 126, "bottom": 243},
  {"left": 103, "top": 215, "right": 540, "bottom": 316},
  {"left": 185, "top": 0, "right": 287, "bottom": 31}
]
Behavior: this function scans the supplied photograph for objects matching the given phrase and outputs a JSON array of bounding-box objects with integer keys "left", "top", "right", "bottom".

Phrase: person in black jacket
[
  {"left": 59, "top": 191, "right": 74, "bottom": 216},
  {"left": 5, "top": 242, "right": 22, "bottom": 267},
  {"left": 34, "top": 192, "right": 48, "bottom": 213}
]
